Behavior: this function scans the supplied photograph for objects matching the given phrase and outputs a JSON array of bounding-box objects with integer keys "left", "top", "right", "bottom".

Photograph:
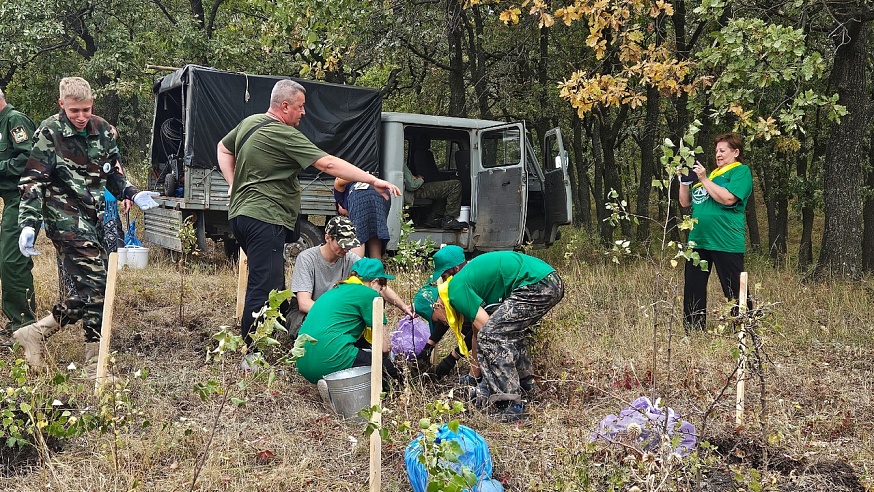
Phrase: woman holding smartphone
[{"left": 678, "top": 132, "right": 753, "bottom": 332}]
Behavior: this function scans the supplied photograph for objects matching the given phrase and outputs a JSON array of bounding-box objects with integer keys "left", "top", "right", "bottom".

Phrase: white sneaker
[{"left": 317, "top": 379, "right": 335, "bottom": 413}]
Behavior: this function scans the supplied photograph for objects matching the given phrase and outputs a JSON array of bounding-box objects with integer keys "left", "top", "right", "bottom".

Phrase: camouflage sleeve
[
  {"left": 18, "top": 123, "right": 56, "bottom": 229},
  {"left": 100, "top": 131, "right": 139, "bottom": 201},
  {"left": 0, "top": 112, "right": 36, "bottom": 179}
]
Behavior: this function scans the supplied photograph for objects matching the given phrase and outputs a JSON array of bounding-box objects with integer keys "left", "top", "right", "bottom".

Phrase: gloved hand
[
  {"left": 133, "top": 191, "right": 160, "bottom": 210},
  {"left": 416, "top": 344, "right": 434, "bottom": 368},
  {"left": 18, "top": 226, "right": 39, "bottom": 257}
]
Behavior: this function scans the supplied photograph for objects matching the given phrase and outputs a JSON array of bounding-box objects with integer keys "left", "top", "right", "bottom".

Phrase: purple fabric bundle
[
  {"left": 592, "top": 396, "right": 697, "bottom": 456},
  {"left": 391, "top": 316, "right": 430, "bottom": 360}
]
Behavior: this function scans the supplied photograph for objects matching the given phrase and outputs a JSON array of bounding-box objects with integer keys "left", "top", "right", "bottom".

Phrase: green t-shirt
[
  {"left": 295, "top": 282, "right": 386, "bottom": 383},
  {"left": 687, "top": 163, "right": 753, "bottom": 253},
  {"left": 447, "top": 251, "right": 554, "bottom": 321},
  {"left": 221, "top": 114, "right": 327, "bottom": 230}
]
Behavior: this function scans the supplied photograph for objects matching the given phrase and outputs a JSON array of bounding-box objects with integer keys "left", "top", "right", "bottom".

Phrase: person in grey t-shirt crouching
[{"left": 286, "top": 216, "right": 413, "bottom": 338}]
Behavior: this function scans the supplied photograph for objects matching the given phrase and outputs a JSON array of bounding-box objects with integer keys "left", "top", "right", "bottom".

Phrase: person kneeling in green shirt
[
  {"left": 295, "top": 258, "right": 403, "bottom": 404},
  {"left": 430, "top": 251, "right": 564, "bottom": 423}
]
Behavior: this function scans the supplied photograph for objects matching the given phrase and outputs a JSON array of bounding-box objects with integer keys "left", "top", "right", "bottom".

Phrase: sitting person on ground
[
  {"left": 430, "top": 250, "right": 564, "bottom": 423},
  {"left": 287, "top": 216, "right": 413, "bottom": 337},
  {"left": 295, "top": 258, "right": 404, "bottom": 399},
  {"left": 413, "top": 284, "right": 474, "bottom": 383},
  {"left": 403, "top": 164, "right": 465, "bottom": 230},
  {"left": 333, "top": 177, "right": 390, "bottom": 260}
]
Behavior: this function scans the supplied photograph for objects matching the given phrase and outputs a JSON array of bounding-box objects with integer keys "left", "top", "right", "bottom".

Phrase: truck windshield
[{"left": 481, "top": 127, "right": 522, "bottom": 168}]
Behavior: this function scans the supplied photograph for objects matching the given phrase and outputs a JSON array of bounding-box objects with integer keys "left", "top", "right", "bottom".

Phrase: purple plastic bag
[
  {"left": 591, "top": 396, "right": 697, "bottom": 456},
  {"left": 391, "top": 316, "right": 430, "bottom": 360}
]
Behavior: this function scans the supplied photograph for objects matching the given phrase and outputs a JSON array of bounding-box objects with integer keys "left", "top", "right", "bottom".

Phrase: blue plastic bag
[
  {"left": 391, "top": 316, "right": 431, "bottom": 361},
  {"left": 125, "top": 219, "right": 143, "bottom": 247},
  {"left": 103, "top": 189, "right": 120, "bottom": 223},
  {"left": 405, "top": 424, "right": 504, "bottom": 492}
]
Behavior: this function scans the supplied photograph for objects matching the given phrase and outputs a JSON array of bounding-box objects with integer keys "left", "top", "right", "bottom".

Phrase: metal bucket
[{"left": 323, "top": 366, "right": 372, "bottom": 420}]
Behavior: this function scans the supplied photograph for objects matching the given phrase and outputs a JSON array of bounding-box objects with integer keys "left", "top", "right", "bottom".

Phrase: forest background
[
  {"left": 2, "top": 0, "right": 874, "bottom": 278},
  {"left": 2, "top": 1, "right": 874, "bottom": 490}
]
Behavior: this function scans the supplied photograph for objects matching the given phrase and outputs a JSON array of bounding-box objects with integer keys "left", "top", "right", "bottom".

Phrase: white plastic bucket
[
  {"left": 125, "top": 247, "right": 149, "bottom": 269},
  {"left": 457, "top": 205, "right": 470, "bottom": 223},
  {"left": 323, "top": 366, "right": 372, "bottom": 420},
  {"left": 116, "top": 247, "right": 128, "bottom": 268}
]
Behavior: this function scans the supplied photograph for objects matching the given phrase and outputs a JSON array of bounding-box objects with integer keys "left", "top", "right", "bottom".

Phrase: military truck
[{"left": 144, "top": 65, "right": 572, "bottom": 256}]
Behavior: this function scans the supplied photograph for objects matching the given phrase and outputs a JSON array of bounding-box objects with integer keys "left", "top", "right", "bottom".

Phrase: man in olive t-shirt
[{"left": 217, "top": 80, "right": 400, "bottom": 347}]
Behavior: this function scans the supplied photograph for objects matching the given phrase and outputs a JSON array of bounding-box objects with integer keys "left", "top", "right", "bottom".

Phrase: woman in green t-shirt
[{"left": 678, "top": 132, "right": 753, "bottom": 332}]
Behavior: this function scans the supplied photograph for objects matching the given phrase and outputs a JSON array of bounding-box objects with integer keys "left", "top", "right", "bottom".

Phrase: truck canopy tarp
[{"left": 152, "top": 65, "right": 381, "bottom": 176}]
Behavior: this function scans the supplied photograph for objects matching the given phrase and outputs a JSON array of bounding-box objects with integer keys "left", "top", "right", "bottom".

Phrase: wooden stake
[
  {"left": 735, "top": 272, "right": 749, "bottom": 426},
  {"left": 369, "top": 297, "right": 384, "bottom": 492},
  {"left": 235, "top": 249, "right": 248, "bottom": 323},
  {"left": 96, "top": 252, "right": 119, "bottom": 389}
]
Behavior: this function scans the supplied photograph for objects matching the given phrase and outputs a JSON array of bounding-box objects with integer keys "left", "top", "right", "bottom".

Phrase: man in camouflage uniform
[
  {"left": 402, "top": 164, "right": 465, "bottom": 230},
  {"left": 14, "top": 77, "right": 159, "bottom": 374},
  {"left": 0, "top": 89, "right": 37, "bottom": 342},
  {"left": 431, "top": 250, "right": 564, "bottom": 423}
]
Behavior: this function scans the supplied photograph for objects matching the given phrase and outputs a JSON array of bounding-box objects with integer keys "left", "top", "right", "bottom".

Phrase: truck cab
[
  {"left": 143, "top": 65, "right": 571, "bottom": 257},
  {"left": 380, "top": 113, "right": 571, "bottom": 251}
]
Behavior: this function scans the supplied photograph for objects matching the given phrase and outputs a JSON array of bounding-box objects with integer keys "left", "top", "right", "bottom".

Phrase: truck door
[
  {"left": 542, "top": 128, "right": 573, "bottom": 241},
  {"left": 473, "top": 123, "right": 527, "bottom": 250}
]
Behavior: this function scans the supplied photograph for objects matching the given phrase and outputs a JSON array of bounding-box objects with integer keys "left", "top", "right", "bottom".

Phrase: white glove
[
  {"left": 18, "top": 226, "right": 39, "bottom": 257},
  {"left": 133, "top": 191, "right": 160, "bottom": 210}
]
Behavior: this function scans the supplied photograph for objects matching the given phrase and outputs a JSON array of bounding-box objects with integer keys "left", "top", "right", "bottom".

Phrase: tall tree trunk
[
  {"left": 572, "top": 115, "right": 593, "bottom": 230},
  {"left": 760, "top": 150, "right": 788, "bottom": 262},
  {"left": 595, "top": 106, "right": 629, "bottom": 245},
  {"left": 636, "top": 84, "right": 660, "bottom": 245},
  {"left": 795, "top": 128, "right": 818, "bottom": 271},
  {"left": 863, "top": 134, "right": 874, "bottom": 271},
  {"left": 466, "top": 6, "right": 492, "bottom": 119},
  {"left": 812, "top": 19, "right": 868, "bottom": 280},
  {"left": 446, "top": 0, "right": 466, "bottom": 117}
]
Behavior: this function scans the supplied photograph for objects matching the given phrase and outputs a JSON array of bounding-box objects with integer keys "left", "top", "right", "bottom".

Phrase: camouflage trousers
[
  {"left": 48, "top": 218, "right": 108, "bottom": 343},
  {"left": 476, "top": 271, "right": 564, "bottom": 405},
  {"left": 414, "top": 180, "right": 462, "bottom": 217}
]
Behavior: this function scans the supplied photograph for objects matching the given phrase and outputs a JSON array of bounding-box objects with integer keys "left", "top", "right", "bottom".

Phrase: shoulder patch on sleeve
[{"left": 10, "top": 126, "right": 29, "bottom": 144}]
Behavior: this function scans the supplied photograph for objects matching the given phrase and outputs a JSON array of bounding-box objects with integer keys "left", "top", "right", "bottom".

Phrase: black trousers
[
  {"left": 683, "top": 249, "right": 745, "bottom": 331},
  {"left": 231, "top": 215, "right": 288, "bottom": 344}
]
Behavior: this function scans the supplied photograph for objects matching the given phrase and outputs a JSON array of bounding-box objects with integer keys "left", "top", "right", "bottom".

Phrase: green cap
[
  {"left": 413, "top": 284, "right": 438, "bottom": 333},
  {"left": 429, "top": 245, "right": 465, "bottom": 283},
  {"left": 351, "top": 258, "right": 395, "bottom": 281},
  {"left": 325, "top": 215, "right": 361, "bottom": 249}
]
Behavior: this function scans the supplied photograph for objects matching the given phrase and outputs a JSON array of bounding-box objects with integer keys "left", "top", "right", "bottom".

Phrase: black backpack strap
[{"left": 236, "top": 118, "right": 277, "bottom": 154}]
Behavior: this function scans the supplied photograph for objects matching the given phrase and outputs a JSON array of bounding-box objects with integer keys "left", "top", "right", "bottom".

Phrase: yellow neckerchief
[
  {"left": 691, "top": 161, "right": 742, "bottom": 191},
  {"left": 437, "top": 276, "right": 469, "bottom": 357},
  {"left": 341, "top": 276, "right": 373, "bottom": 344}
]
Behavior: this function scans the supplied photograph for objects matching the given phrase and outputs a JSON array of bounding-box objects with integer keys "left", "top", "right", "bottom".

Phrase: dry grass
[{"left": 0, "top": 231, "right": 872, "bottom": 491}]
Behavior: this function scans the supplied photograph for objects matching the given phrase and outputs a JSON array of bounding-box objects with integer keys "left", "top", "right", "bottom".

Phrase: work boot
[
  {"left": 12, "top": 314, "right": 61, "bottom": 369},
  {"left": 441, "top": 216, "right": 466, "bottom": 230},
  {"left": 84, "top": 342, "right": 100, "bottom": 380},
  {"left": 520, "top": 375, "right": 542, "bottom": 399}
]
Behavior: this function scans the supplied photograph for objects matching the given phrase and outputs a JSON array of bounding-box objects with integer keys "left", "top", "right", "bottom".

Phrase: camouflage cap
[{"left": 325, "top": 215, "right": 361, "bottom": 249}]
